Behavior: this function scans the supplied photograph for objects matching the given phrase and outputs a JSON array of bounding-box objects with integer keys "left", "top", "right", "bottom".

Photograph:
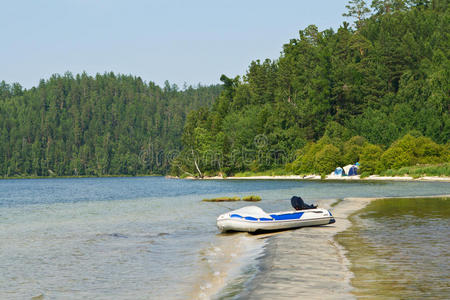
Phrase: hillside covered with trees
[
  {"left": 173, "top": 0, "right": 449, "bottom": 177},
  {"left": 0, "top": 73, "right": 221, "bottom": 177}
]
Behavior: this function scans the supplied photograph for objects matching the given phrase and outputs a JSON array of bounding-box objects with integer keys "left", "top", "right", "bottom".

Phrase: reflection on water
[{"left": 336, "top": 197, "right": 450, "bottom": 299}]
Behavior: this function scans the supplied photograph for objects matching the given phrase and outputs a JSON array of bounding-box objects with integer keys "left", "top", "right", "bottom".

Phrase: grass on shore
[
  {"left": 202, "top": 196, "right": 241, "bottom": 202},
  {"left": 202, "top": 195, "right": 262, "bottom": 202},
  {"left": 233, "top": 168, "right": 293, "bottom": 177},
  {"left": 379, "top": 163, "right": 450, "bottom": 178},
  {"left": 242, "top": 195, "right": 262, "bottom": 202}
]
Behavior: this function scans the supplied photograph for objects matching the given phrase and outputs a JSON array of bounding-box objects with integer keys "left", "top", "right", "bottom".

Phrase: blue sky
[{"left": 1, "top": 0, "right": 351, "bottom": 89}]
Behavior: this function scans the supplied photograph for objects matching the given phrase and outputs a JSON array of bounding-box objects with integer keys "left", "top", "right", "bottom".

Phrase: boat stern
[{"left": 328, "top": 210, "right": 336, "bottom": 224}]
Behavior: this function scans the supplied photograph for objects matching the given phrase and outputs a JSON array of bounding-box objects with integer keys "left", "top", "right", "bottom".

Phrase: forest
[
  {"left": 0, "top": 73, "right": 221, "bottom": 177},
  {"left": 172, "top": 0, "right": 449, "bottom": 177},
  {"left": 1, "top": 0, "right": 448, "bottom": 178}
]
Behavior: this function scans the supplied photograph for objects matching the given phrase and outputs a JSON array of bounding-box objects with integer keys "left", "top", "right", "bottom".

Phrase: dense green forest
[
  {"left": 0, "top": 73, "right": 221, "bottom": 177},
  {"left": 173, "top": 0, "right": 449, "bottom": 177}
]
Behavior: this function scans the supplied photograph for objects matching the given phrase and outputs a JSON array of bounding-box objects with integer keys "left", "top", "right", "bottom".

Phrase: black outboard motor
[{"left": 291, "top": 196, "right": 317, "bottom": 210}]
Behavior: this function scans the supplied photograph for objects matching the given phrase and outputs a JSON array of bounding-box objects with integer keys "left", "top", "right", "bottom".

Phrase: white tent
[
  {"left": 343, "top": 164, "right": 359, "bottom": 176},
  {"left": 343, "top": 164, "right": 353, "bottom": 175}
]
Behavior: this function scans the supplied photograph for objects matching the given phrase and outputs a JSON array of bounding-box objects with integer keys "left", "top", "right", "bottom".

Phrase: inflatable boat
[
  {"left": 216, "top": 196, "right": 335, "bottom": 233},
  {"left": 217, "top": 206, "right": 335, "bottom": 233}
]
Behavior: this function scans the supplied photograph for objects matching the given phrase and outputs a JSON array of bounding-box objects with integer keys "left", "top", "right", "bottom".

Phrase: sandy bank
[
  {"left": 190, "top": 197, "right": 376, "bottom": 299},
  {"left": 238, "top": 197, "right": 373, "bottom": 299}
]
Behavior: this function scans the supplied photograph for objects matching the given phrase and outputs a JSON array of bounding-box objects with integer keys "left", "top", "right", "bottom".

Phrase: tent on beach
[
  {"left": 343, "top": 164, "right": 358, "bottom": 176},
  {"left": 348, "top": 165, "right": 358, "bottom": 176},
  {"left": 334, "top": 167, "right": 343, "bottom": 176}
]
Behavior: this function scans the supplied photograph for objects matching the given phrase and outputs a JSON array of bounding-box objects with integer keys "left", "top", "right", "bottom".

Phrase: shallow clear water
[
  {"left": 336, "top": 197, "right": 450, "bottom": 299},
  {"left": 0, "top": 177, "right": 449, "bottom": 299}
]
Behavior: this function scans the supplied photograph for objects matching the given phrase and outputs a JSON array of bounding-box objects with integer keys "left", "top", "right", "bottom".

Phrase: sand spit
[{"left": 238, "top": 197, "right": 372, "bottom": 300}]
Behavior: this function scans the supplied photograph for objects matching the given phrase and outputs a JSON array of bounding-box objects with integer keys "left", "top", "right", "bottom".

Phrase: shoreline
[
  {"left": 3, "top": 174, "right": 449, "bottom": 183},
  {"left": 0, "top": 174, "right": 163, "bottom": 180},
  {"left": 182, "top": 174, "right": 450, "bottom": 182}
]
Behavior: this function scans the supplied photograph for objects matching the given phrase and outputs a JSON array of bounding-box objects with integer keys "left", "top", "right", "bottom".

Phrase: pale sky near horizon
[{"left": 1, "top": 0, "right": 350, "bottom": 89}]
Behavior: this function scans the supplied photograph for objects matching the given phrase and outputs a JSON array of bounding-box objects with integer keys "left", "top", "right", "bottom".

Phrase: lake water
[
  {"left": 336, "top": 197, "right": 450, "bottom": 299},
  {"left": 0, "top": 177, "right": 449, "bottom": 299}
]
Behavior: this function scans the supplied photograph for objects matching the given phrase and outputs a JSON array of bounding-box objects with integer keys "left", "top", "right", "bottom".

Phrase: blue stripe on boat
[
  {"left": 230, "top": 214, "right": 306, "bottom": 222},
  {"left": 270, "top": 212, "right": 304, "bottom": 220},
  {"left": 230, "top": 214, "right": 273, "bottom": 221}
]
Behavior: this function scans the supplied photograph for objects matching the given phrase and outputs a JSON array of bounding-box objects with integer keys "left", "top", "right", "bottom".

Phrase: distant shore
[
  {"left": 0, "top": 174, "right": 162, "bottom": 180},
  {"left": 176, "top": 174, "right": 450, "bottom": 182}
]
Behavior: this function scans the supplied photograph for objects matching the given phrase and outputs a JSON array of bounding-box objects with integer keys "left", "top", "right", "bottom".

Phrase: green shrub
[
  {"left": 292, "top": 142, "right": 318, "bottom": 174},
  {"left": 314, "top": 144, "right": 341, "bottom": 175},
  {"left": 292, "top": 136, "right": 341, "bottom": 175},
  {"left": 445, "top": 144, "right": 450, "bottom": 162},
  {"left": 380, "top": 134, "right": 417, "bottom": 170},
  {"left": 242, "top": 195, "right": 262, "bottom": 202},
  {"left": 380, "top": 134, "right": 447, "bottom": 170},
  {"left": 379, "top": 163, "right": 450, "bottom": 177},
  {"left": 359, "top": 144, "right": 384, "bottom": 174},
  {"left": 202, "top": 196, "right": 240, "bottom": 202},
  {"left": 360, "top": 171, "right": 371, "bottom": 178},
  {"left": 414, "top": 136, "right": 444, "bottom": 164},
  {"left": 380, "top": 146, "right": 415, "bottom": 170}
]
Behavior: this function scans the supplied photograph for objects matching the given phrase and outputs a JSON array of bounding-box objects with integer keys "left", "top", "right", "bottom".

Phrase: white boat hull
[{"left": 217, "top": 206, "right": 335, "bottom": 233}]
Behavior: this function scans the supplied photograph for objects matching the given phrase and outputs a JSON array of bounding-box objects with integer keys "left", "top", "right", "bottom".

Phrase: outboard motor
[{"left": 291, "top": 196, "right": 317, "bottom": 210}]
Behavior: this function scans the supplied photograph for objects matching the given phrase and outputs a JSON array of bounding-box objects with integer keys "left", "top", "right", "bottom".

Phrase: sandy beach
[{"left": 239, "top": 197, "right": 372, "bottom": 299}]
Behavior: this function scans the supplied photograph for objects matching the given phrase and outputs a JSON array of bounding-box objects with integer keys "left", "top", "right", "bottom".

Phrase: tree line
[{"left": 0, "top": 73, "right": 221, "bottom": 177}]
